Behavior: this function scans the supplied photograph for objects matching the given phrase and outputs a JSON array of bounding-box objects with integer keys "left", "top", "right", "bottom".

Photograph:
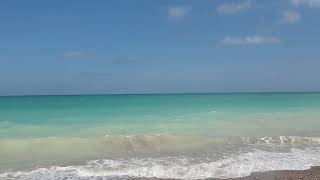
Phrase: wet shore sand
[
  {"left": 215, "top": 166, "right": 320, "bottom": 180},
  {"left": 136, "top": 166, "right": 320, "bottom": 180}
]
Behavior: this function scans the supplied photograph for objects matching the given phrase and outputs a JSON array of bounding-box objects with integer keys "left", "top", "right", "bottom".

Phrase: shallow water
[{"left": 1, "top": 93, "right": 320, "bottom": 179}]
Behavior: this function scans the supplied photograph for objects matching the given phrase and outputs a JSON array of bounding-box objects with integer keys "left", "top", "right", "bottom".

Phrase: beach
[
  {"left": 227, "top": 166, "right": 320, "bottom": 180},
  {"left": 3, "top": 166, "right": 320, "bottom": 180},
  {"left": 132, "top": 167, "right": 320, "bottom": 179},
  {"left": 1, "top": 93, "right": 320, "bottom": 179},
  {"left": 2, "top": 0, "right": 319, "bottom": 178}
]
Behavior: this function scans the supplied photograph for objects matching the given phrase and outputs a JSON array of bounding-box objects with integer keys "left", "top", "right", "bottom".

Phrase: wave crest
[
  {"left": 1, "top": 147, "right": 320, "bottom": 180},
  {"left": 241, "top": 136, "right": 320, "bottom": 145}
]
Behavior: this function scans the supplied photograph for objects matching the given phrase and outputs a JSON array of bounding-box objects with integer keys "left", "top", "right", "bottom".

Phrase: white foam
[
  {"left": 1, "top": 147, "right": 320, "bottom": 180},
  {"left": 242, "top": 136, "right": 320, "bottom": 145}
]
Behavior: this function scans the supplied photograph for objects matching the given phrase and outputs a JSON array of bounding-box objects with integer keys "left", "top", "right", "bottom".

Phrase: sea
[{"left": 1, "top": 93, "right": 320, "bottom": 179}]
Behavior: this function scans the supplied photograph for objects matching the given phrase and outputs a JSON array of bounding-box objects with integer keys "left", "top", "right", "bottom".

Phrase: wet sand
[
  {"left": 134, "top": 166, "right": 320, "bottom": 180},
  {"left": 224, "top": 166, "right": 320, "bottom": 180}
]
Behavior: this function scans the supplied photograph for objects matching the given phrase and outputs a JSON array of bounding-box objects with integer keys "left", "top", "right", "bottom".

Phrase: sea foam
[{"left": 1, "top": 147, "right": 320, "bottom": 180}]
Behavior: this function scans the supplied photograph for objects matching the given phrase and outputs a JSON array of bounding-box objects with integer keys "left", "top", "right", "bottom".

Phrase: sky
[{"left": 0, "top": 0, "right": 320, "bottom": 95}]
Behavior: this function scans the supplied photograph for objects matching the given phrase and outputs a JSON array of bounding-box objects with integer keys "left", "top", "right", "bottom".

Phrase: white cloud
[
  {"left": 290, "top": 0, "right": 320, "bottom": 7},
  {"left": 168, "top": 6, "right": 192, "bottom": 19},
  {"left": 222, "top": 35, "right": 281, "bottom": 45},
  {"left": 217, "top": 1, "right": 251, "bottom": 15},
  {"left": 281, "top": 10, "right": 301, "bottom": 23},
  {"left": 64, "top": 51, "right": 87, "bottom": 59}
]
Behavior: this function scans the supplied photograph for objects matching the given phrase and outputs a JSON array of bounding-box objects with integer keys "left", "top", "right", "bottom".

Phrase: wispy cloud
[
  {"left": 64, "top": 51, "right": 88, "bottom": 59},
  {"left": 281, "top": 10, "right": 301, "bottom": 23},
  {"left": 217, "top": 1, "right": 251, "bottom": 15},
  {"left": 290, "top": 0, "right": 320, "bottom": 7},
  {"left": 222, "top": 35, "right": 281, "bottom": 45},
  {"left": 167, "top": 6, "right": 192, "bottom": 19}
]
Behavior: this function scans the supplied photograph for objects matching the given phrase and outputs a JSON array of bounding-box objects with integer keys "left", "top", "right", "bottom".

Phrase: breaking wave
[
  {"left": 1, "top": 147, "right": 320, "bottom": 180},
  {"left": 1, "top": 135, "right": 320, "bottom": 179}
]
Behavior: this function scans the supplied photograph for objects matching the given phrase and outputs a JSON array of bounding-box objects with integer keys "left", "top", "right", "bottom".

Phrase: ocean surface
[{"left": 1, "top": 93, "right": 320, "bottom": 179}]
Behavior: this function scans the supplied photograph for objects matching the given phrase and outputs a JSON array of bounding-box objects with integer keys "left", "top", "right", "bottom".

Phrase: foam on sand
[{"left": 1, "top": 146, "right": 320, "bottom": 180}]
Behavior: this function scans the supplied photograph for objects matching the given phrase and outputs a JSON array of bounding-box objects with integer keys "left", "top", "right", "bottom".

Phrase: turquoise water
[{"left": 1, "top": 93, "right": 320, "bottom": 179}]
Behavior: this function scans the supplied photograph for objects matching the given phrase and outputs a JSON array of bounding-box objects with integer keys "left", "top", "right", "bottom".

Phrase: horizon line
[{"left": 1, "top": 91, "right": 320, "bottom": 97}]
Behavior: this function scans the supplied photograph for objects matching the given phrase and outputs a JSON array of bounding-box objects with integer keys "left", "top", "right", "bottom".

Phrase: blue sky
[{"left": 0, "top": 0, "right": 320, "bottom": 95}]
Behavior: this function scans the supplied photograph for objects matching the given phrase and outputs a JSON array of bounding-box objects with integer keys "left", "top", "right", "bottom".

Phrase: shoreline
[
  {"left": 212, "top": 166, "right": 320, "bottom": 180},
  {"left": 1, "top": 165, "right": 320, "bottom": 179},
  {"left": 134, "top": 167, "right": 320, "bottom": 180},
  {"left": 231, "top": 166, "right": 320, "bottom": 180}
]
